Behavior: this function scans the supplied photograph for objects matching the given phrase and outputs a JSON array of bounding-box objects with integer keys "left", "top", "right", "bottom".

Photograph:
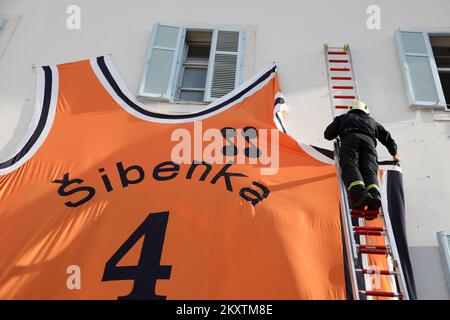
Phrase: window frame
[
  {"left": 396, "top": 29, "right": 448, "bottom": 110},
  {"left": 175, "top": 39, "right": 212, "bottom": 103},
  {"left": 429, "top": 33, "right": 450, "bottom": 110},
  {"left": 437, "top": 231, "right": 450, "bottom": 292}
]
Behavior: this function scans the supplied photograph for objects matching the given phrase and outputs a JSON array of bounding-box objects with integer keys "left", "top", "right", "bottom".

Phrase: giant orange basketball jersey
[{"left": 0, "top": 56, "right": 346, "bottom": 299}]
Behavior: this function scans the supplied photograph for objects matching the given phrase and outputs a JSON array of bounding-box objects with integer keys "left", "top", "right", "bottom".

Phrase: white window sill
[
  {"left": 137, "top": 95, "right": 210, "bottom": 106},
  {"left": 135, "top": 96, "right": 216, "bottom": 115},
  {"left": 172, "top": 100, "right": 210, "bottom": 106},
  {"left": 432, "top": 110, "right": 450, "bottom": 121}
]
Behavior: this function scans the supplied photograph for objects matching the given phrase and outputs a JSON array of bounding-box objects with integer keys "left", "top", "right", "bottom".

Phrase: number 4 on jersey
[{"left": 102, "top": 212, "right": 172, "bottom": 300}]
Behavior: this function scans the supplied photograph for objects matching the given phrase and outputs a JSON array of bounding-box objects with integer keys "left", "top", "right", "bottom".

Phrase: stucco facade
[{"left": 1, "top": 0, "right": 449, "bottom": 299}]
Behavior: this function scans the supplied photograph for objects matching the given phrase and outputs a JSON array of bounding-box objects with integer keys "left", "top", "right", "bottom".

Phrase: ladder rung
[
  {"left": 335, "top": 105, "right": 350, "bottom": 109},
  {"left": 358, "top": 244, "right": 387, "bottom": 250},
  {"left": 351, "top": 209, "right": 380, "bottom": 215},
  {"left": 350, "top": 209, "right": 382, "bottom": 220},
  {"left": 330, "top": 67, "right": 350, "bottom": 71},
  {"left": 329, "top": 59, "right": 349, "bottom": 63},
  {"left": 328, "top": 51, "right": 347, "bottom": 55},
  {"left": 334, "top": 95, "right": 356, "bottom": 99},
  {"left": 350, "top": 213, "right": 380, "bottom": 219},
  {"left": 358, "top": 244, "right": 389, "bottom": 255},
  {"left": 354, "top": 226, "right": 385, "bottom": 232},
  {"left": 354, "top": 230, "right": 386, "bottom": 236},
  {"left": 359, "top": 290, "right": 403, "bottom": 298},
  {"left": 331, "top": 76, "right": 352, "bottom": 80},
  {"left": 357, "top": 268, "right": 398, "bottom": 276},
  {"left": 332, "top": 85, "right": 354, "bottom": 90},
  {"left": 359, "top": 249, "right": 387, "bottom": 255},
  {"left": 354, "top": 231, "right": 385, "bottom": 236}
]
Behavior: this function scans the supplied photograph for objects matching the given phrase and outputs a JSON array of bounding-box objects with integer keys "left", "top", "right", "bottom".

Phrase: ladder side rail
[
  {"left": 334, "top": 141, "right": 360, "bottom": 299},
  {"left": 378, "top": 172, "right": 410, "bottom": 300},
  {"left": 345, "top": 44, "right": 360, "bottom": 100},
  {"left": 324, "top": 44, "right": 337, "bottom": 118}
]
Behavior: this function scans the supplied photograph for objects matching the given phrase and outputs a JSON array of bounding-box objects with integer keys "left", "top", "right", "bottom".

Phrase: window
[
  {"left": 138, "top": 23, "right": 245, "bottom": 103},
  {"left": 437, "top": 231, "right": 450, "bottom": 292},
  {"left": 176, "top": 31, "right": 212, "bottom": 102},
  {"left": 396, "top": 31, "right": 447, "bottom": 109}
]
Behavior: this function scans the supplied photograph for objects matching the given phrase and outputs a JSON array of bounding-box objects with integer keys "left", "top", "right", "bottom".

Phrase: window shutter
[
  {"left": 205, "top": 30, "right": 244, "bottom": 101},
  {"left": 138, "top": 23, "right": 185, "bottom": 100},
  {"left": 437, "top": 231, "right": 450, "bottom": 292},
  {"left": 0, "top": 18, "right": 6, "bottom": 32},
  {"left": 396, "top": 31, "right": 446, "bottom": 108}
]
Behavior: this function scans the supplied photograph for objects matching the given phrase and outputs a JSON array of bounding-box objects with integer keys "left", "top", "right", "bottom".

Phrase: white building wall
[{"left": 0, "top": 0, "right": 449, "bottom": 299}]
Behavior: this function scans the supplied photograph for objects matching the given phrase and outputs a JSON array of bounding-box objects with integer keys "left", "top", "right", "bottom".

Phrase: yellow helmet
[{"left": 349, "top": 100, "right": 369, "bottom": 114}]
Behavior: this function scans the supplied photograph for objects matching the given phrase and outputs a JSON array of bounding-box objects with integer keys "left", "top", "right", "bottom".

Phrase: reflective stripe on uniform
[{"left": 348, "top": 180, "right": 365, "bottom": 190}]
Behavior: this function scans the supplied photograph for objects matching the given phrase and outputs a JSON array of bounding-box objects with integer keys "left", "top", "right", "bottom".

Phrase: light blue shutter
[
  {"left": 396, "top": 31, "right": 446, "bottom": 108},
  {"left": 205, "top": 30, "right": 244, "bottom": 101},
  {"left": 437, "top": 231, "right": 450, "bottom": 292},
  {"left": 138, "top": 24, "right": 186, "bottom": 100},
  {"left": 0, "top": 18, "right": 6, "bottom": 32}
]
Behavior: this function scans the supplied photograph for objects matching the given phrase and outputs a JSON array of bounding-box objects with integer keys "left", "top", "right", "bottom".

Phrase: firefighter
[{"left": 324, "top": 100, "right": 401, "bottom": 210}]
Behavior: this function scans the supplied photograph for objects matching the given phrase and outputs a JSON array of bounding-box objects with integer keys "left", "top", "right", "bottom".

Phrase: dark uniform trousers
[{"left": 339, "top": 133, "right": 380, "bottom": 199}]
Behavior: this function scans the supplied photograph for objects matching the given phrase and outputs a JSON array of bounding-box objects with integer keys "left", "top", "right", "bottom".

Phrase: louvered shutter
[
  {"left": 205, "top": 30, "right": 244, "bottom": 101},
  {"left": 437, "top": 231, "right": 450, "bottom": 292},
  {"left": 396, "top": 31, "right": 446, "bottom": 108},
  {"left": 138, "top": 23, "right": 186, "bottom": 100},
  {"left": 0, "top": 18, "right": 6, "bottom": 32}
]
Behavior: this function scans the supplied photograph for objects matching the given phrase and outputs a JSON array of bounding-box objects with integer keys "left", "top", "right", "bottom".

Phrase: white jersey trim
[
  {"left": 90, "top": 55, "right": 277, "bottom": 124},
  {"left": 0, "top": 65, "right": 58, "bottom": 176}
]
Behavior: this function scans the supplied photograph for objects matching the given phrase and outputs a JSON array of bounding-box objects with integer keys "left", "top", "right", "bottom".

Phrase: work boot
[
  {"left": 367, "top": 187, "right": 382, "bottom": 211},
  {"left": 348, "top": 184, "right": 373, "bottom": 209},
  {"left": 350, "top": 191, "right": 373, "bottom": 210}
]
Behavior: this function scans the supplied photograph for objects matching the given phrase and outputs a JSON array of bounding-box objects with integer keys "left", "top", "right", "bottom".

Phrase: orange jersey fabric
[{"left": 0, "top": 56, "right": 346, "bottom": 299}]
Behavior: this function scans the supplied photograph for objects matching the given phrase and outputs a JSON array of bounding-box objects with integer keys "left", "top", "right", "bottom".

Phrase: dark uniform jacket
[{"left": 324, "top": 110, "right": 398, "bottom": 156}]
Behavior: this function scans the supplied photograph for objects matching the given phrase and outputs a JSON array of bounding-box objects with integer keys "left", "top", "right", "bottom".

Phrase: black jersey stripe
[
  {"left": 311, "top": 145, "right": 335, "bottom": 160},
  {"left": 97, "top": 56, "right": 276, "bottom": 120},
  {"left": 275, "top": 112, "right": 287, "bottom": 133},
  {"left": 0, "top": 66, "right": 53, "bottom": 170}
]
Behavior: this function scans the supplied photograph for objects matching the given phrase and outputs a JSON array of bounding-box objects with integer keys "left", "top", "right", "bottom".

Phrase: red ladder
[
  {"left": 324, "top": 44, "right": 359, "bottom": 116},
  {"left": 325, "top": 44, "right": 410, "bottom": 300},
  {"left": 335, "top": 146, "right": 409, "bottom": 300}
]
